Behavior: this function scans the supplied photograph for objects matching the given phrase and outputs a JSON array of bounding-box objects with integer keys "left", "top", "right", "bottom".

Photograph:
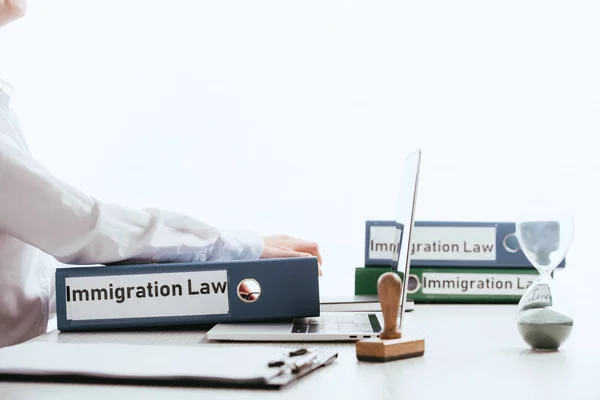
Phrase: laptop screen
[{"left": 390, "top": 149, "right": 421, "bottom": 330}]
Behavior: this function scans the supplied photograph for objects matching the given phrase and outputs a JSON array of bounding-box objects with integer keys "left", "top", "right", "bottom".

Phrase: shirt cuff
[{"left": 218, "top": 230, "right": 265, "bottom": 261}]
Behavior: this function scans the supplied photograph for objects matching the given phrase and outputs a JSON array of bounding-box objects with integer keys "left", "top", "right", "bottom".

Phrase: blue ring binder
[{"left": 55, "top": 257, "right": 320, "bottom": 331}]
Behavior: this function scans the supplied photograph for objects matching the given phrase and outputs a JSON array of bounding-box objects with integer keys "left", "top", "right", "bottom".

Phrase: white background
[{"left": 1, "top": 0, "right": 598, "bottom": 297}]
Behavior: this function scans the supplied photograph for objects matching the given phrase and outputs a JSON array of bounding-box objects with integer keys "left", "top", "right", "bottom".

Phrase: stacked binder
[{"left": 355, "top": 220, "right": 565, "bottom": 304}]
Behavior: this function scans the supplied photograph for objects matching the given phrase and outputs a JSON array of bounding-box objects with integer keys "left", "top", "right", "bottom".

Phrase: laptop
[
  {"left": 206, "top": 149, "right": 422, "bottom": 342},
  {"left": 319, "top": 296, "right": 414, "bottom": 313}
]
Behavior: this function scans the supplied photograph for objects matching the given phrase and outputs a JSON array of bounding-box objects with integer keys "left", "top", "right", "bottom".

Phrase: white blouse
[{"left": 0, "top": 80, "right": 264, "bottom": 348}]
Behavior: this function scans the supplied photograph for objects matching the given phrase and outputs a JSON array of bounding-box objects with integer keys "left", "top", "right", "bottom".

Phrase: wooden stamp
[{"left": 355, "top": 272, "right": 425, "bottom": 362}]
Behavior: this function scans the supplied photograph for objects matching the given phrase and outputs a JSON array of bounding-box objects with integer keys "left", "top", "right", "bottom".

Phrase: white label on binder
[
  {"left": 64, "top": 270, "right": 229, "bottom": 320},
  {"left": 369, "top": 226, "right": 400, "bottom": 260},
  {"left": 421, "top": 272, "right": 535, "bottom": 295},
  {"left": 369, "top": 226, "right": 497, "bottom": 261}
]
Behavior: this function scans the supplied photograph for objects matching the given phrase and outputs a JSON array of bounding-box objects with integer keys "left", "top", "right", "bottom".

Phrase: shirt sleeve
[{"left": 0, "top": 135, "right": 264, "bottom": 265}]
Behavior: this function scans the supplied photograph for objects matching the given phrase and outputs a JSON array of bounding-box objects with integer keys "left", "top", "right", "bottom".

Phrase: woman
[{"left": 0, "top": 0, "right": 322, "bottom": 348}]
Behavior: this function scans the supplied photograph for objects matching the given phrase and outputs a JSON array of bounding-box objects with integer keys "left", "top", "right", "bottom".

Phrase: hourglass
[{"left": 515, "top": 203, "right": 574, "bottom": 350}]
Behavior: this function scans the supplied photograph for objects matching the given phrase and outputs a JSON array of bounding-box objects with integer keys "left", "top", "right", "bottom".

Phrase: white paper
[{"left": 0, "top": 342, "right": 290, "bottom": 382}]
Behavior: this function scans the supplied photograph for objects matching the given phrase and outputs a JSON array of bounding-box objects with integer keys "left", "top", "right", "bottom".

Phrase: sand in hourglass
[
  {"left": 517, "top": 308, "right": 573, "bottom": 350},
  {"left": 516, "top": 282, "right": 573, "bottom": 350}
]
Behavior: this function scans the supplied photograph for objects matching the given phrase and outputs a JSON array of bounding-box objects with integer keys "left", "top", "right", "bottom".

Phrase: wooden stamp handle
[{"left": 378, "top": 272, "right": 402, "bottom": 340}]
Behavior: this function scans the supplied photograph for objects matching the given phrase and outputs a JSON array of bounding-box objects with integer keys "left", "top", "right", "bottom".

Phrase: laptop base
[{"left": 206, "top": 312, "right": 394, "bottom": 342}]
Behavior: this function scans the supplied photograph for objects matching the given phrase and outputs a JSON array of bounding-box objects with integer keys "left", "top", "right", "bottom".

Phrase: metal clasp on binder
[{"left": 268, "top": 348, "right": 320, "bottom": 374}]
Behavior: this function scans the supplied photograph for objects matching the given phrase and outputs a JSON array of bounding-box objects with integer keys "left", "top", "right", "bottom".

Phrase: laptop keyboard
[{"left": 291, "top": 313, "right": 382, "bottom": 334}]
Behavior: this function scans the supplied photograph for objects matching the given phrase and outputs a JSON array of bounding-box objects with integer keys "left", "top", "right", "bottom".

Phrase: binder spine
[
  {"left": 355, "top": 266, "right": 542, "bottom": 304},
  {"left": 55, "top": 258, "right": 320, "bottom": 331},
  {"left": 364, "top": 220, "right": 567, "bottom": 268}
]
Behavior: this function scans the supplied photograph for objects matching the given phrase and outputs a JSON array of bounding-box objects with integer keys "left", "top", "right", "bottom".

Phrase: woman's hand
[
  {"left": 260, "top": 234, "right": 323, "bottom": 276},
  {"left": 0, "top": 0, "right": 27, "bottom": 27}
]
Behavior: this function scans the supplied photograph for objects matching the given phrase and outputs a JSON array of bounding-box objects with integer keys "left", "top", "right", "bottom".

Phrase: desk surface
[{"left": 0, "top": 302, "right": 597, "bottom": 400}]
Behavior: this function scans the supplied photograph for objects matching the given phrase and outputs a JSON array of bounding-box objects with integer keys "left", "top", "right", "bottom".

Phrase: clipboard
[
  {"left": 55, "top": 257, "right": 320, "bottom": 331},
  {"left": 0, "top": 342, "right": 338, "bottom": 390}
]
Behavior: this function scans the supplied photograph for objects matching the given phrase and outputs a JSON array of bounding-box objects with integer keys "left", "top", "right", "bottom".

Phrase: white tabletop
[{"left": 0, "top": 293, "right": 598, "bottom": 400}]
